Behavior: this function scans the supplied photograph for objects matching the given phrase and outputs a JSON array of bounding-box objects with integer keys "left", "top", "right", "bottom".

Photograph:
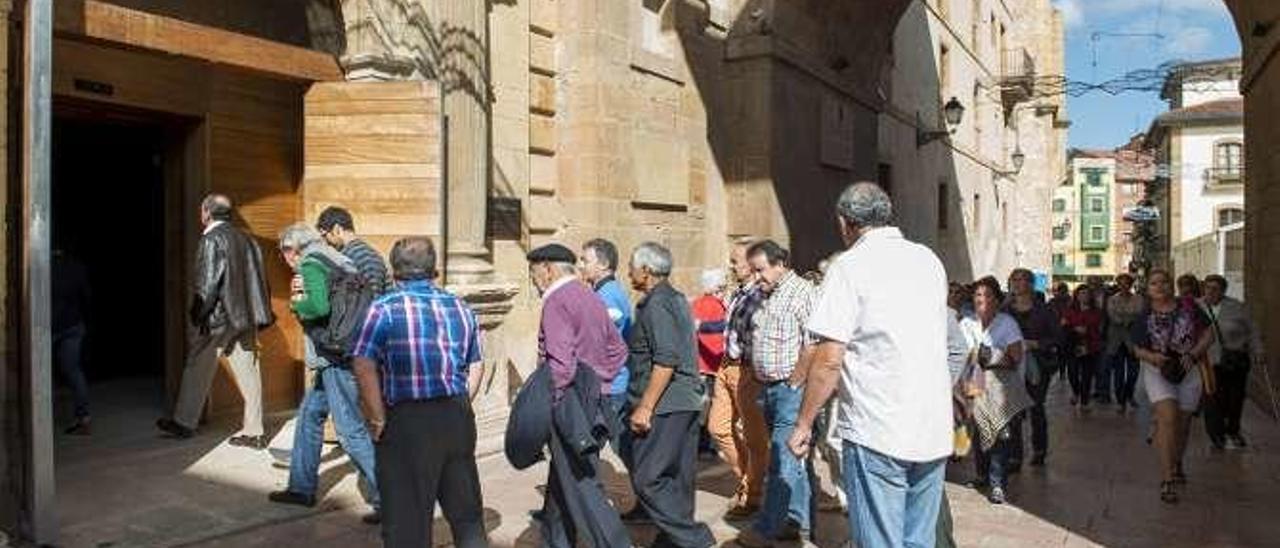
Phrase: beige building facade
[
  {"left": 882, "top": 0, "right": 1068, "bottom": 282},
  {"left": 0, "top": 0, "right": 1064, "bottom": 541}
]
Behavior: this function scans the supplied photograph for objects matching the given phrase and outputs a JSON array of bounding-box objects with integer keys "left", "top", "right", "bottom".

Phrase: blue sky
[{"left": 1054, "top": 0, "right": 1241, "bottom": 148}]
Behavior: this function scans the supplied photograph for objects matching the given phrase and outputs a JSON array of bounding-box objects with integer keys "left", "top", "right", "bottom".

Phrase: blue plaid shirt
[{"left": 352, "top": 280, "right": 482, "bottom": 405}]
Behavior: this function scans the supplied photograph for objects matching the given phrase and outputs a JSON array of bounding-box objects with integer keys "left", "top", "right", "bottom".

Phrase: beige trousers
[
  {"left": 706, "top": 362, "right": 769, "bottom": 505},
  {"left": 172, "top": 329, "right": 264, "bottom": 436}
]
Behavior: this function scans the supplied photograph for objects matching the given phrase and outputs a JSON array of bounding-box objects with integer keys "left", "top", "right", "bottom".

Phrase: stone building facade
[
  {"left": 0, "top": 0, "right": 1064, "bottom": 541},
  {"left": 883, "top": 0, "right": 1068, "bottom": 282}
]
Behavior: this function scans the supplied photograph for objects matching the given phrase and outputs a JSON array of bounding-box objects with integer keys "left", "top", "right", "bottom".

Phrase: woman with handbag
[
  {"left": 960, "top": 277, "right": 1033, "bottom": 505},
  {"left": 1063, "top": 285, "right": 1104, "bottom": 411},
  {"left": 1129, "top": 269, "right": 1215, "bottom": 504}
]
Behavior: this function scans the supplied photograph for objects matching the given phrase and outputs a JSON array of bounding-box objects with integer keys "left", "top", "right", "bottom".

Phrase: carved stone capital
[{"left": 448, "top": 281, "right": 520, "bottom": 330}]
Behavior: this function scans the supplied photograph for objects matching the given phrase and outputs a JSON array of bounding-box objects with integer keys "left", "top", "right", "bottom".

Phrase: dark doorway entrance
[{"left": 49, "top": 101, "right": 192, "bottom": 432}]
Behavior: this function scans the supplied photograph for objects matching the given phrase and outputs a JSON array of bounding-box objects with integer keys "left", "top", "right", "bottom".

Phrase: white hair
[
  {"left": 836, "top": 182, "right": 893, "bottom": 228},
  {"left": 700, "top": 268, "right": 726, "bottom": 294},
  {"left": 279, "top": 223, "right": 322, "bottom": 251},
  {"left": 630, "top": 242, "right": 673, "bottom": 277}
]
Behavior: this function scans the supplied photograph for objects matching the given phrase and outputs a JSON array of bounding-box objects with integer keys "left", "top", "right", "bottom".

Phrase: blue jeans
[
  {"left": 753, "top": 382, "right": 811, "bottom": 537},
  {"left": 54, "top": 324, "right": 90, "bottom": 419},
  {"left": 972, "top": 425, "right": 1014, "bottom": 489},
  {"left": 843, "top": 443, "right": 945, "bottom": 548},
  {"left": 288, "top": 365, "right": 380, "bottom": 508},
  {"left": 1110, "top": 349, "right": 1140, "bottom": 405},
  {"left": 606, "top": 392, "right": 633, "bottom": 470}
]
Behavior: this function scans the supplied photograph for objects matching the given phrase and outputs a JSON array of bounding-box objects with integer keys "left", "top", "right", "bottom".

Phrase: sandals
[
  {"left": 1173, "top": 464, "right": 1188, "bottom": 485},
  {"left": 1160, "top": 481, "right": 1178, "bottom": 504}
]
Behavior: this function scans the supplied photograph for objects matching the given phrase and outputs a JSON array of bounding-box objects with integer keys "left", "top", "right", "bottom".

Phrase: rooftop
[{"left": 1155, "top": 98, "right": 1244, "bottom": 125}]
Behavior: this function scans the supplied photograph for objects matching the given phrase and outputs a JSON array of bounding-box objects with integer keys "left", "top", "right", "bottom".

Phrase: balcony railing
[
  {"left": 1000, "top": 48, "right": 1036, "bottom": 109},
  {"left": 1203, "top": 166, "right": 1244, "bottom": 188}
]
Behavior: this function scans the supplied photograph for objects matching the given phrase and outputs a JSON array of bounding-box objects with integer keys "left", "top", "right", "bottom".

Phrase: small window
[
  {"left": 1052, "top": 198, "right": 1066, "bottom": 212},
  {"left": 937, "top": 182, "right": 949, "bottom": 230},
  {"left": 1085, "top": 170, "right": 1103, "bottom": 186},
  {"left": 1089, "top": 225, "right": 1105, "bottom": 242},
  {"left": 973, "top": 192, "right": 981, "bottom": 230},
  {"left": 1086, "top": 254, "right": 1102, "bottom": 267},
  {"left": 1214, "top": 141, "right": 1243, "bottom": 175},
  {"left": 1053, "top": 253, "right": 1066, "bottom": 266},
  {"left": 1089, "top": 197, "right": 1105, "bottom": 213},
  {"left": 939, "top": 44, "right": 951, "bottom": 94},
  {"left": 878, "top": 163, "right": 894, "bottom": 200},
  {"left": 1053, "top": 226, "right": 1068, "bottom": 240},
  {"left": 1217, "top": 207, "right": 1244, "bottom": 228}
]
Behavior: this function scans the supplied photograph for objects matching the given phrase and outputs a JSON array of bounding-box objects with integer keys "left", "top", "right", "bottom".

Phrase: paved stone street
[{"left": 56, "top": 379, "right": 1280, "bottom": 547}]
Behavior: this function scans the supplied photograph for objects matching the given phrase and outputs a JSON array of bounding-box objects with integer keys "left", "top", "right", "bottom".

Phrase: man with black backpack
[{"left": 268, "top": 223, "right": 381, "bottom": 524}]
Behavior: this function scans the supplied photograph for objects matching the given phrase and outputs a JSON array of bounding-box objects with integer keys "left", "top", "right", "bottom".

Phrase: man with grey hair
[
  {"left": 268, "top": 223, "right": 380, "bottom": 523},
  {"left": 158, "top": 193, "right": 274, "bottom": 447},
  {"left": 623, "top": 242, "right": 715, "bottom": 548},
  {"left": 526, "top": 243, "right": 630, "bottom": 547},
  {"left": 788, "top": 182, "right": 952, "bottom": 548}
]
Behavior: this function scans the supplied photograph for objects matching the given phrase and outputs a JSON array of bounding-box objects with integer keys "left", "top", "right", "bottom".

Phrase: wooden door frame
[{"left": 50, "top": 96, "right": 203, "bottom": 401}]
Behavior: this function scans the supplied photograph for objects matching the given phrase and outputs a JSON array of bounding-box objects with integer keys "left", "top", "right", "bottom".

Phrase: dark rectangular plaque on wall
[{"left": 487, "top": 196, "right": 523, "bottom": 241}]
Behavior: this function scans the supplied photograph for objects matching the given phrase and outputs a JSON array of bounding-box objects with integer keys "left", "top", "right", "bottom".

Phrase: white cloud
[
  {"left": 1055, "top": 0, "right": 1085, "bottom": 28},
  {"left": 1079, "top": 0, "right": 1225, "bottom": 16},
  {"left": 1166, "top": 25, "right": 1213, "bottom": 55}
]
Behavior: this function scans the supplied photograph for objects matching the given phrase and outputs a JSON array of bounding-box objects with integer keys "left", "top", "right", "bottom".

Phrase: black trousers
[
  {"left": 1205, "top": 366, "right": 1251, "bottom": 443},
  {"left": 631, "top": 411, "right": 715, "bottom": 548},
  {"left": 1068, "top": 354, "right": 1098, "bottom": 404},
  {"left": 377, "top": 397, "right": 488, "bottom": 548},
  {"left": 541, "top": 429, "right": 630, "bottom": 548}
]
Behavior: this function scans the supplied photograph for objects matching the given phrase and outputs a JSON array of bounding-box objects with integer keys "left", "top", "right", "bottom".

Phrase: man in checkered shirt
[{"left": 735, "top": 239, "right": 818, "bottom": 547}]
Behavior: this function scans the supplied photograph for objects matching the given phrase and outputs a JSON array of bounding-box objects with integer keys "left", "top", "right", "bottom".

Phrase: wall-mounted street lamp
[
  {"left": 917, "top": 97, "right": 965, "bottom": 147},
  {"left": 995, "top": 146, "right": 1025, "bottom": 178}
]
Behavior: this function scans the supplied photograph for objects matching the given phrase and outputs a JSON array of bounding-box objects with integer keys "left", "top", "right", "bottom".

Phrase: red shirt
[
  {"left": 692, "top": 294, "right": 727, "bottom": 375},
  {"left": 1063, "top": 306, "right": 1104, "bottom": 356}
]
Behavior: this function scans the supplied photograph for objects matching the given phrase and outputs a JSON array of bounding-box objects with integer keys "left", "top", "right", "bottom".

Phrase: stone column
[{"left": 437, "top": 0, "right": 493, "bottom": 284}]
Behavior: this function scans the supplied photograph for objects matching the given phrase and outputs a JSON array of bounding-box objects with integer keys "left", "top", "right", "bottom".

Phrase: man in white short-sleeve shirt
[{"left": 787, "top": 182, "right": 952, "bottom": 548}]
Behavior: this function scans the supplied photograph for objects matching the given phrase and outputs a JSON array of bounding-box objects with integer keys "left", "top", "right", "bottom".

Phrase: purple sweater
[{"left": 539, "top": 278, "right": 628, "bottom": 395}]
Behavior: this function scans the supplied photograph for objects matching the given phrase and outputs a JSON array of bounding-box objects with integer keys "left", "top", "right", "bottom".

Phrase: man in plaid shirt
[
  {"left": 736, "top": 240, "right": 818, "bottom": 547},
  {"left": 351, "top": 237, "right": 487, "bottom": 548}
]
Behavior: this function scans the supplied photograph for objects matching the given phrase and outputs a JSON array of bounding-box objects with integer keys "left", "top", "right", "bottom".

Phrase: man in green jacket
[{"left": 268, "top": 223, "right": 381, "bottom": 524}]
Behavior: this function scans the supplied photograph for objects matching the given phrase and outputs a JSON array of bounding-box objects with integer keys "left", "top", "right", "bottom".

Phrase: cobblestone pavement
[{"left": 56, "top": 379, "right": 1280, "bottom": 547}]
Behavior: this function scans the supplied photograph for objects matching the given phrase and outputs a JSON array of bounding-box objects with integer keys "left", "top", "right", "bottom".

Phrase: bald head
[{"left": 199, "top": 193, "right": 233, "bottom": 228}]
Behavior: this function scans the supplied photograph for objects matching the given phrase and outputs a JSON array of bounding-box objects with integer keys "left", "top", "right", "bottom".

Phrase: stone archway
[
  {"left": 679, "top": 0, "right": 915, "bottom": 269},
  {"left": 1220, "top": 0, "right": 1280, "bottom": 415}
]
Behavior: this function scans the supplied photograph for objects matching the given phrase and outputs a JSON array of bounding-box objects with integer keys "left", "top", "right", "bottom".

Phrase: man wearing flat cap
[{"left": 526, "top": 243, "right": 631, "bottom": 547}]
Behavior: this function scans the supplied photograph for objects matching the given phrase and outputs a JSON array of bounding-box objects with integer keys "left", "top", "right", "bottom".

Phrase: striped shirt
[
  {"left": 352, "top": 280, "right": 482, "bottom": 405},
  {"left": 750, "top": 271, "right": 817, "bottom": 382},
  {"left": 342, "top": 238, "right": 392, "bottom": 295}
]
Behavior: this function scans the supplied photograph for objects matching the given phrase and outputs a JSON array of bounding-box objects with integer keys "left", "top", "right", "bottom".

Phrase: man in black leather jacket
[{"left": 157, "top": 194, "right": 275, "bottom": 448}]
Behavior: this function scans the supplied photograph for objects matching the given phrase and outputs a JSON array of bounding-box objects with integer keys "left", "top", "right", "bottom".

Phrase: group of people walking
[
  {"left": 949, "top": 266, "right": 1261, "bottom": 507},
  {"left": 140, "top": 183, "right": 1263, "bottom": 548}
]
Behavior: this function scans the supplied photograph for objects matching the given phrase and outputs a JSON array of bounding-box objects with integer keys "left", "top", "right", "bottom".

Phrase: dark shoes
[
  {"left": 619, "top": 507, "right": 652, "bottom": 525},
  {"left": 987, "top": 487, "right": 1007, "bottom": 505},
  {"left": 1030, "top": 453, "right": 1047, "bottom": 467},
  {"left": 268, "top": 490, "right": 316, "bottom": 507},
  {"left": 156, "top": 418, "right": 194, "bottom": 439},
  {"left": 229, "top": 434, "right": 268, "bottom": 449},
  {"left": 64, "top": 417, "right": 92, "bottom": 436},
  {"left": 723, "top": 501, "right": 760, "bottom": 520},
  {"left": 361, "top": 511, "right": 381, "bottom": 525}
]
